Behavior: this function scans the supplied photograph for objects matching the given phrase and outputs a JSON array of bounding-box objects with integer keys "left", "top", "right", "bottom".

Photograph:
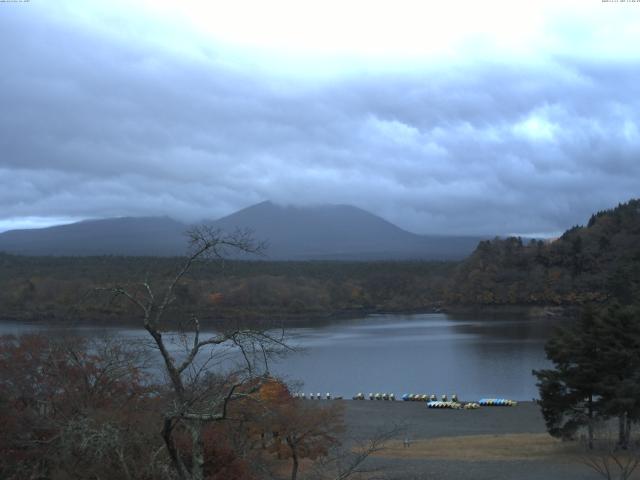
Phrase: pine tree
[
  {"left": 534, "top": 308, "right": 604, "bottom": 448},
  {"left": 535, "top": 305, "right": 640, "bottom": 449},
  {"left": 593, "top": 304, "right": 640, "bottom": 448}
]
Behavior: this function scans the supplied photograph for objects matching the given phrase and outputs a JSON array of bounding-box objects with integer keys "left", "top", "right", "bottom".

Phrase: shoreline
[{"left": 0, "top": 303, "right": 571, "bottom": 327}]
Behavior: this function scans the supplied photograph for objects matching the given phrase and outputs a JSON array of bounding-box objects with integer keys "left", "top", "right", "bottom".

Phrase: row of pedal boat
[{"left": 292, "top": 392, "right": 517, "bottom": 408}]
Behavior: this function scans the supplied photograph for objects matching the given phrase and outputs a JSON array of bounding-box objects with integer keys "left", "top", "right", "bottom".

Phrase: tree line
[{"left": 0, "top": 254, "right": 453, "bottom": 324}]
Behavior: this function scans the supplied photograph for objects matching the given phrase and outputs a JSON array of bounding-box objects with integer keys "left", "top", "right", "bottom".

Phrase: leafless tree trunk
[
  {"left": 588, "top": 394, "right": 595, "bottom": 450},
  {"left": 106, "top": 226, "right": 290, "bottom": 480},
  {"left": 287, "top": 436, "right": 300, "bottom": 480}
]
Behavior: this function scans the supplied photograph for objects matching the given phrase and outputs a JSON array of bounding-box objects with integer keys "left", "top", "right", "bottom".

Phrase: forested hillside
[{"left": 445, "top": 199, "right": 640, "bottom": 306}]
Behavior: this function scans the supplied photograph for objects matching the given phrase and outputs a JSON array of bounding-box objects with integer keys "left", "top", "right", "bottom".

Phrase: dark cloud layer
[{"left": 1, "top": 6, "right": 639, "bottom": 235}]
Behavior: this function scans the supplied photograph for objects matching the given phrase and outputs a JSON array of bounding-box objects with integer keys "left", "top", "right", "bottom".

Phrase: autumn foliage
[
  {"left": 446, "top": 199, "right": 640, "bottom": 306},
  {"left": 0, "top": 333, "right": 167, "bottom": 479},
  {"left": 0, "top": 335, "right": 345, "bottom": 480}
]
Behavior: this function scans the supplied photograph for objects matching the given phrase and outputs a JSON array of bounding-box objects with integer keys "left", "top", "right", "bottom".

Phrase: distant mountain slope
[
  {"left": 0, "top": 202, "right": 483, "bottom": 260},
  {"left": 211, "top": 201, "right": 482, "bottom": 260},
  {"left": 0, "top": 217, "right": 188, "bottom": 256}
]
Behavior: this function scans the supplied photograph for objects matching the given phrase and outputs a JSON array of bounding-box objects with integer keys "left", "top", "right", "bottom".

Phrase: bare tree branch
[{"left": 89, "top": 225, "right": 288, "bottom": 480}]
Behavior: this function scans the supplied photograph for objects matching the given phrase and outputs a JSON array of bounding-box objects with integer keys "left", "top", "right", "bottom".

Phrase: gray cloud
[{"left": 1, "top": 7, "right": 639, "bottom": 236}]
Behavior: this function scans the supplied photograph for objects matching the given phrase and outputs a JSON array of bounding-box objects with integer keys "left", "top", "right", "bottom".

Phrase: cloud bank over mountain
[{"left": 1, "top": 1, "right": 638, "bottom": 235}]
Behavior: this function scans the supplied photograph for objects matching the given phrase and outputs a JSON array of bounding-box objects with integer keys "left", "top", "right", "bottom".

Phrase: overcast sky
[{"left": 1, "top": 0, "right": 639, "bottom": 236}]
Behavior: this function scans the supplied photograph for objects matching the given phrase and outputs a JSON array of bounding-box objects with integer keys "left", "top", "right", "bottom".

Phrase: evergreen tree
[
  {"left": 593, "top": 305, "right": 640, "bottom": 448},
  {"left": 534, "top": 308, "right": 604, "bottom": 448},
  {"left": 535, "top": 305, "right": 640, "bottom": 449}
]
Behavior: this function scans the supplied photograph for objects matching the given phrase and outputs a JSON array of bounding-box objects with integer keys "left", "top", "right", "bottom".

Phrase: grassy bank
[{"left": 342, "top": 401, "right": 609, "bottom": 480}]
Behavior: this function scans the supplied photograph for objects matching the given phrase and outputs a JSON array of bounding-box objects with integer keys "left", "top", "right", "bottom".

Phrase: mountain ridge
[{"left": 0, "top": 202, "right": 483, "bottom": 260}]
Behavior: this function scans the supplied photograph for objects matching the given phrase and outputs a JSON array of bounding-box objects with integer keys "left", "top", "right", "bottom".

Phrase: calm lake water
[{"left": 0, "top": 313, "right": 564, "bottom": 401}]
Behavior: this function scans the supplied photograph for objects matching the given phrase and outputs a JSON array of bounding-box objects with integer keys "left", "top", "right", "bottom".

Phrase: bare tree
[
  {"left": 307, "top": 425, "right": 402, "bottom": 480},
  {"left": 581, "top": 427, "right": 640, "bottom": 480},
  {"left": 106, "top": 226, "right": 291, "bottom": 480}
]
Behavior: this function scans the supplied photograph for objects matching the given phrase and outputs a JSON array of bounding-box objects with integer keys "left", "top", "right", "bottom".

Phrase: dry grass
[{"left": 374, "top": 433, "right": 582, "bottom": 462}]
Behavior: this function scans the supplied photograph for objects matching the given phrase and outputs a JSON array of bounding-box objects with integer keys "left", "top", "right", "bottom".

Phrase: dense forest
[
  {"left": 445, "top": 199, "right": 640, "bottom": 307},
  {"left": 0, "top": 199, "right": 638, "bottom": 323},
  {"left": 0, "top": 255, "right": 454, "bottom": 324}
]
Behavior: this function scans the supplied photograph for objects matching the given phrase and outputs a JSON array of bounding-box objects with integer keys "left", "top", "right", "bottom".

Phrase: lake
[{"left": 0, "top": 312, "right": 564, "bottom": 401}]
